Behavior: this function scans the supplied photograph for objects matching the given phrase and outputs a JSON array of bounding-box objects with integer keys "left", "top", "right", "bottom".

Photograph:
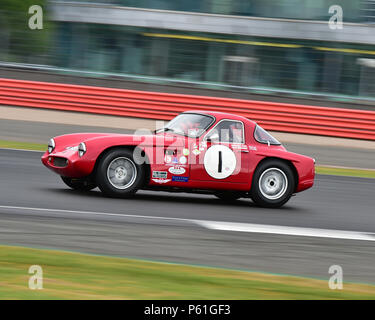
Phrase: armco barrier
[{"left": 1, "top": 78, "right": 375, "bottom": 140}]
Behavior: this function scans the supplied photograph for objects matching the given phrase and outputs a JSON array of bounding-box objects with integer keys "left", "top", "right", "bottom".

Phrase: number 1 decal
[
  {"left": 218, "top": 151, "right": 222, "bottom": 173},
  {"left": 204, "top": 145, "right": 236, "bottom": 179}
]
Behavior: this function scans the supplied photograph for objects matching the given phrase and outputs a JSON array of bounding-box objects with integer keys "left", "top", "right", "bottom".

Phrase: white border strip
[
  {"left": 197, "top": 221, "right": 375, "bottom": 242},
  {"left": 0, "top": 205, "right": 192, "bottom": 222}
]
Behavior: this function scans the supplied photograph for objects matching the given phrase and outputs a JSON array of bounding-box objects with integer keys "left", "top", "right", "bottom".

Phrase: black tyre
[
  {"left": 214, "top": 191, "right": 244, "bottom": 202},
  {"left": 96, "top": 148, "right": 145, "bottom": 198},
  {"left": 251, "top": 160, "right": 295, "bottom": 208},
  {"left": 61, "top": 176, "right": 97, "bottom": 191}
]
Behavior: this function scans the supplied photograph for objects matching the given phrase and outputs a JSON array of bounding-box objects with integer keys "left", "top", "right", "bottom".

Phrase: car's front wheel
[
  {"left": 61, "top": 176, "right": 97, "bottom": 191},
  {"left": 251, "top": 160, "right": 295, "bottom": 208},
  {"left": 96, "top": 148, "right": 145, "bottom": 198}
]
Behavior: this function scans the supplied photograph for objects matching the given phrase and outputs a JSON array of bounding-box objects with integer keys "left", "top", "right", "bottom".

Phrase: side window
[
  {"left": 205, "top": 120, "right": 244, "bottom": 144},
  {"left": 254, "top": 125, "right": 281, "bottom": 145}
]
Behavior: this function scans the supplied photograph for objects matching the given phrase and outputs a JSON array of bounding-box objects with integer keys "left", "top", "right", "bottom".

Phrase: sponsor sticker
[
  {"left": 152, "top": 171, "right": 168, "bottom": 179},
  {"left": 164, "top": 155, "right": 172, "bottom": 163},
  {"left": 152, "top": 178, "right": 171, "bottom": 184},
  {"left": 172, "top": 176, "right": 189, "bottom": 182},
  {"left": 168, "top": 167, "right": 186, "bottom": 175},
  {"left": 182, "top": 148, "right": 189, "bottom": 156},
  {"left": 172, "top": 157, "right": 179, "bottom": 164},
  {"left": 192, "top": 149, "right": 201, "bottom": 156},
  {"left": 179, "top": 156, "right": 187, "bottom": 165},
  {"left": 249, "top": 146, "right": 257, "bottom": 151},
  {"left": 231, "top": 144, "right": 248, "bottom": 151}
]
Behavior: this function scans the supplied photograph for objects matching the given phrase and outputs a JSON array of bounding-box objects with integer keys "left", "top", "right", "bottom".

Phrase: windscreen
[{"left": 157, "top": 113, "right": 214, "bottom": 138}]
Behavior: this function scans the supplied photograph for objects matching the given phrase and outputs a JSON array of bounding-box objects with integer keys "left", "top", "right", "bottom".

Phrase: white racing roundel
[{"left": 203, "top": 145, "right": 236, "bottom": 179}]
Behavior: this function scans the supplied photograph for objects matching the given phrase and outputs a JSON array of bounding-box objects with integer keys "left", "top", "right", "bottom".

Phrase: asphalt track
[{"left": 0, "top": 148, "right": 375, "bottom": 283}]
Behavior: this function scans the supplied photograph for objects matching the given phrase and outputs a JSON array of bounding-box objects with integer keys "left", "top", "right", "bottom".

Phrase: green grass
[
  {"left": 0, "top": 245, "right": 375, "bottom": 299},
  {"left": 316, "top": 166, "right": 375, "bottom": 179},
  {"left": 0, "top": 139, "right": 374, "bottom": 179},
  {"left": 0, "top": 140, "right": 46, "bottom": 151}
]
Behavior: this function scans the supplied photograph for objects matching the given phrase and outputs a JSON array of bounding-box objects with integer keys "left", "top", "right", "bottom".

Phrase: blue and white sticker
[{"left": 172, "top": 176, "right": 189, "bottom": 182}]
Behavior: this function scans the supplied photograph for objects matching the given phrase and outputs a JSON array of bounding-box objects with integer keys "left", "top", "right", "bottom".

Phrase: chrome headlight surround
[
  {"left": 48, "top": 138, "right": 55, "bottom": 153},
  {"left": 78, "top": 142, "right": 86, "bottom": 157}
]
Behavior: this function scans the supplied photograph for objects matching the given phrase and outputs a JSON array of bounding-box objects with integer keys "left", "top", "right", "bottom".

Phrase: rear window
[{"left": 254, "top": 125, "right": 281, "bottom": 145}]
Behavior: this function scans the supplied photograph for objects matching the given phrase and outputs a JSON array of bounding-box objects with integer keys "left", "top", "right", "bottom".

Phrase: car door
[
  {"left": 149, "top": 134, "right": 190, "bottom": 184},
  {"left": 189, "top": 119, "right": 250, "bottom": 184}
]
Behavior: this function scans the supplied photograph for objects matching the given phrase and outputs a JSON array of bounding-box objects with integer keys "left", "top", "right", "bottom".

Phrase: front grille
[{"left": 53, "top": 157, "right": 68, "bottom": 168}]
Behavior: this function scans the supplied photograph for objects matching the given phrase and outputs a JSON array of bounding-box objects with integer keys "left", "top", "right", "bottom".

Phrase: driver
[{"left": 182, "top": 120, "right": 201, "bottom": 137}]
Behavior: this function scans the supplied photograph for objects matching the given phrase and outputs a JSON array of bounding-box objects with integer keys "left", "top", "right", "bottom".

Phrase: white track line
[
  {"left": 0, "top": 205, "right": 192, "bottom": 223},
  {"left": 0, "top": 205, "right": 374, "bottom": 242},
  {"left": 197, "top": 221, "right": 375, "bottom": 242}
]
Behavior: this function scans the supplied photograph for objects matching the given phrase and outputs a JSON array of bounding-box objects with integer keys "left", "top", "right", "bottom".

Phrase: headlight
[
  {"left": 48, "top": 138, "right": 55, "bottom": 153},
  {"left": 78, "top": 142, "right": 86, "bottom": 157}
]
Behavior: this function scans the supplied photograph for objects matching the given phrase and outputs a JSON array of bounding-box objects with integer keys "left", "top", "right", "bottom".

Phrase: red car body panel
[{"left": 41, "top": 111, "right": 315, "bottom": 194}]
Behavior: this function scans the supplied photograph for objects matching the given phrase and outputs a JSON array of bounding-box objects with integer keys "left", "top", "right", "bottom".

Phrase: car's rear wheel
[
  {"left": 214, "top": 191, "right": 244, "bottom": 202},
  {"left": 61, "top": 176, "right": 97, "bottom": 191},
  {"left": 96, "top": 148, "right": 145, "bottom": 198},
  {"left": 251, "top": 160, "right": 295, "bottom": 208}
]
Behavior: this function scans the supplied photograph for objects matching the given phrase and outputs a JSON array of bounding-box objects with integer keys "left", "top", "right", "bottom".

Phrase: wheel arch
[
  {"left": 92, "top": 145, "right": 151, "bottom": 187},
  {"left": 254, "top": 157, "right": 299, "bottom": 192}
]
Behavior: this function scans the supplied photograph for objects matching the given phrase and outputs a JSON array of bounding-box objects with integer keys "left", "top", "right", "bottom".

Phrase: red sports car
[{"left": 41, "top": 111, "right": 315, "bottom": 208}]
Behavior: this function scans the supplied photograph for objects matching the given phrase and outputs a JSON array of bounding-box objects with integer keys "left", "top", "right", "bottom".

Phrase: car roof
[{"left": 182, "top": 110, "right": 257, "bottom": 127}]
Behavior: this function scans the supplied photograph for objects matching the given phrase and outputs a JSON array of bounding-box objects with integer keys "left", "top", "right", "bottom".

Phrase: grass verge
[
  {"left": 315, "top": 166, "right": 375, "bottom": 179},
  {"left": 0, "top": 245, "right": 375, "bottom": 299},
  {"left": 0, "top": 140, "right": 46, "bottom": 151},
  {"left": 0, "top": 139, "right": 374, "bottom": 179}
]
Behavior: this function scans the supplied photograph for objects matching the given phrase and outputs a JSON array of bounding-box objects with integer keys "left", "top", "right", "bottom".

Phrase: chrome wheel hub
[
  {"left": 107, "top": 157, "right": 137, "bottom": 190},
  {"left": 115, "top": 166, "right": 127, "bottom": 180},
  {"left": 259, "top": 168, "right": 288, "bottom": 200}
]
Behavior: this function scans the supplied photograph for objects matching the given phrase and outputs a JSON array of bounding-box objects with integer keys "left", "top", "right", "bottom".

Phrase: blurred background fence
[
  {"left": 1, "top": 0, "right": 375, "bottom": 104},
  {"left": 2, "top": 78, "right": 375, "bottom": 140}
]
